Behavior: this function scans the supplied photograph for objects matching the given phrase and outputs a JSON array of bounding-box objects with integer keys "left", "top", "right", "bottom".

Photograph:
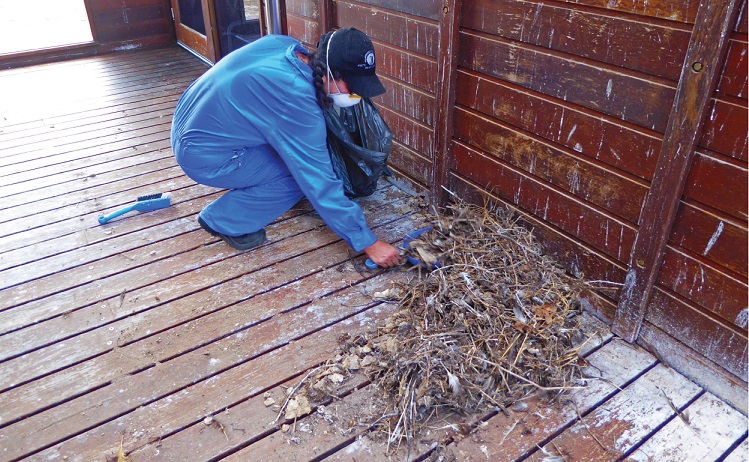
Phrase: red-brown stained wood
[
  {"left": 657, "top": 246, "right": 748, "bottom": 325},
  {"left": 1, "top": 152, "right": 175, "bottom": 217},
  {"left": 135, "top": 375, "right": 370, "bottom": 461},
  {"left": 88, "top": 0, "right": 167, "bottom": 8},
  {"left": 451, "top": 146, "right": 636, "bottom": 264},
  {"left": 717, "top": 38, "right": 748, "bottom": 98},
  {"left": 683, "top": 151, "right": 748, "bottom": 220},
  {"left": 0, "top": 180, "right": 203, "bottom": 260},
  {"left": 378, "top": 75, "right": 436, "bottom": 126},
  {"left": 92, "top": 3, "right": 167, "bottom": 25},
  {"left": 389, "top": 142, "right": 432, "bottom": 186},
  {"left": 646, "top": 288, "right": 748, "bottom": 380},
  {"left": 555, "top": 0, "right": 700, "bottom": 23},
  {"left": 430, "top": 0, "right": 462, "bottom": 205},
  {"left": 669, "top": 203, "right": 748, "bottom": 278},
  {"left": 457, "top": 71, "right": 662, "bottom": 181},
  {"left": 87, "top": 0, "right": 173, "bottom": 45},
  {"left": 378, "top": 104, "right": 434, "bottom": 157},
  {"left": 0, "top": 98, "right": 180, "bottom": 153},
  {"left": 219, "top": 382, "right": 380, "bottom": 461},
  {"left": 285, "top": 0, "right": 319, "bottom": 19},
  {"left": 375, "top": 43, "right": 439, "bottom": 94},
  {"left": 0, "top": 75, "right": 204, "bottom": 131},
  {"left": 0, "top": 111, "right": 174, "bottom": 162},
  {"left": 0, "top": 184, "right": 212, "bottom": 274},
  {"left": 613, "top": 0, "right": 743, "bottom": 343},
  {"left": 453, "top": 107, "right": 648, "bottom": 224},
  {"left": 286, "top": 12, "right": 321, "bottom": 47},
  {"left": 1, "top": 215, "right": 414, "bottom": 429},
  {"left": 0, "top": 192, "right": 406, "bottom": 339},
  {"left": 462, "top": 0, "right": 691, "bottom": 81},
  {"left": 458, "top": 31, "right": 677, "bottom": 132},
  {"left": 335, "top": 1, "right": 440, "bottom": 57},
  {"left": 0, "top": 111, "right": 174, "bottom": 160},
  {"left": 349, "top": 0, "right": 442, "bottom": 20},
  {"left": 698, "top": 98, "right": 748, "bottom": 161},
  {"left": 737, "top": 0, "right": 748, "bottom": 33},
  {"left": 94, "top": 19, "right": 174, "bottom": 43}
]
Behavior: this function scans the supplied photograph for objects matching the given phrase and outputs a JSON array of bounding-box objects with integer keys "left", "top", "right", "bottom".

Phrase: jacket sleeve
[{"left": 263, "top": 81, "right": 378, "bottom": 252}]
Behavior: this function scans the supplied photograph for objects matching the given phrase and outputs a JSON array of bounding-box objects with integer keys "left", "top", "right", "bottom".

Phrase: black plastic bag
[{"left": 325, "top": 98, "right": 392, "bottom": 198}]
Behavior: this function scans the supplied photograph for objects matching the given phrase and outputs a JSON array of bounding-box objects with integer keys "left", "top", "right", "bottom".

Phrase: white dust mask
[
  {"left": 326, "top": 31, "right": 362, "bottom": 108},
  {"left": 329, "top": 91, "right": 361, "bottom": 108}
]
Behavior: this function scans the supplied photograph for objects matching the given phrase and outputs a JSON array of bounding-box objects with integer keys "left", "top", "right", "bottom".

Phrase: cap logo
[{"left": 363, "top": 50, "right": 375, "bottom": 69}]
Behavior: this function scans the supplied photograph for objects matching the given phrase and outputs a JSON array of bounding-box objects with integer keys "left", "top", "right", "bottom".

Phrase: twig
[
  {"left": 273, "top": 366, "right": 323, "bottom": 425},
  {"left": 574, "top": 403, "right": 621, "bottom": 457}
]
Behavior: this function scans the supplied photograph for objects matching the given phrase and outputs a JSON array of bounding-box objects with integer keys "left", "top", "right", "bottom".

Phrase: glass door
[
  {"left": 214, "top": 1, "right": 265, "bottom": 58},
  {"left": 170, "top": 0, "right": 218, "bottom": 63}
]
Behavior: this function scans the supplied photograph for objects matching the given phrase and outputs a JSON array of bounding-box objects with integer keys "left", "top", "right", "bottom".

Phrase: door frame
[{"left": 170, "top": 0, "right": 219, "bottom": 64}]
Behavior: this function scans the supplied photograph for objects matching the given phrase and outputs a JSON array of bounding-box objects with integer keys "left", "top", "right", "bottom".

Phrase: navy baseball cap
[{"left": 322, "top": 28, "right": 386, "bottom": 98}]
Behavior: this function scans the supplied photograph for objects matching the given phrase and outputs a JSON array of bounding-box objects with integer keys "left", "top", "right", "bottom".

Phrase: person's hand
[{"left": 364, "top": 240, "right": 402, "bottom": 268}]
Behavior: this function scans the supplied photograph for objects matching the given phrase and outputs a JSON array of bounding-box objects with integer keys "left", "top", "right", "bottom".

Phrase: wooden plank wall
[
  {"left": 86, "top": 0, "right": 174, "bottom": 47},
  {"left": 287, "top": 0, "right": 441, "bottom": 191},
  {"left": 640, "top": 2, "right": 749, "bottom": 410},
  {"left": 284, "top": 0, "right": 748, "bottom": 412}
]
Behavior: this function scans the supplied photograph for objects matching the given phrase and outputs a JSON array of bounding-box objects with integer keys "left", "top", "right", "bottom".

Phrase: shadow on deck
[{"left": 0, "top": 46, "right": 745, "bottom": 462}]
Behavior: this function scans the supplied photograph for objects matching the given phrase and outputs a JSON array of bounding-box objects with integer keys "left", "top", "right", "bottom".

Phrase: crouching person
[{"left": 171, "top": 28, "right": 401, "bottom": 268}]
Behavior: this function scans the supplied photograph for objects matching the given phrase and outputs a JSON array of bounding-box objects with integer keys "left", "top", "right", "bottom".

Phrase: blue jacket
[{"left": 171, "top": 35, "right": 378, "bottom": 252}]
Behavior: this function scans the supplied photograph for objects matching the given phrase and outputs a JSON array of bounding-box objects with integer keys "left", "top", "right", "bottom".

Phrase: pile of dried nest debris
[{"left": 281, "top": 200, "right": 591, "bottom": 450}]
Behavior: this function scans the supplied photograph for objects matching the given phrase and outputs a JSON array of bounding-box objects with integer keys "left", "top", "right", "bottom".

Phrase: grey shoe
[{"left": 198, "top": 216, "right": 266, "bottom": 250}]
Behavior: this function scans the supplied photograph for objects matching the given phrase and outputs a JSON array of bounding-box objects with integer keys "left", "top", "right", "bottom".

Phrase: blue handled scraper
[{"left": 98, "top": 193, "right": 172, "bottom": 225}]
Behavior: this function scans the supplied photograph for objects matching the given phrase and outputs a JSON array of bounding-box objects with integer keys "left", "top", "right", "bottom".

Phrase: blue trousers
[{"left": 179, "top": 144, "right": 305, "bottom": 237}]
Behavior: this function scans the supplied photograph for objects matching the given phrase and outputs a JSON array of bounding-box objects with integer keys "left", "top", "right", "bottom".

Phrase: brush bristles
[{"left": 137, "top": 193, "right": 164, "bottom": 201}]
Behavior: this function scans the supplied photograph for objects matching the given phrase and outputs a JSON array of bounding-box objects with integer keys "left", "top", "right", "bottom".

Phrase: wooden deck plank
[
  {"left": 12, "top": 277, "right": 409, "bottom": 462},
  {"left": 0, "top": 193, "right": 407, "bottom": 361},
  {"left": 448, "top": 340, "right": 658, "bottom": 461},
  {"left": 134, "top": 376, "right": 372, "bottom": 461},
  {"left": 223, "top": 384, "right": 395, "bottom": 462},
  {"left": 0, "top": 201, "right": 415, "bottom": 420},
  {"left": 623, "top": 392, "right": 748, "bottom": 461},
  {"left": 0, "top": 118, "right": 174, "bottom": 167},
  {"left": 0, "top": 148, "right": 176, "bottom": 215},
  {"left": 0, "top": 137, "right": 174, "bottom": 196},
  {"left": 0, "top": 130, "right": 172, "bottom": 179},
  {"left": 0, "top": 75, "right": 201, "bottom": 138},
  {"left": 0, "top": 184, "right": 216, "bottom": 272},
  {"left": 724, "top": 438, "right": 749, "bottom": 462},
  {"left": 0, "top": 187, "right": 405, "bottom": 331},
  {"left": 0, "top": 93, "right": 181, "bottom": 145},
  {"left": 0, "top": 175, "right": 199, "bottom": 252},
  {"left": 0, "top": 163, "right": 183, "bottom": 226},
  {"left": 0, "top": 98, "right": 179, "bottom": 154},
  {"left": 0, "top": 53, "right": 205, "bottom": 128},
  {"left": 528, "top": 364, "right": 703, "bottom": 461}
]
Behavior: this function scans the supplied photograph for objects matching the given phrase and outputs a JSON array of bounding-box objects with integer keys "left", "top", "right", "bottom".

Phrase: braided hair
[{"left": 309, "top": 32, "right": 343, "bottom": 110}]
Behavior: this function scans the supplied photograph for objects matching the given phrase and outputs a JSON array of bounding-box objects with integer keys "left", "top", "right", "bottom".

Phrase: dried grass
[{"left": 306, "top": 200, "right": 588, "bottom": 449}]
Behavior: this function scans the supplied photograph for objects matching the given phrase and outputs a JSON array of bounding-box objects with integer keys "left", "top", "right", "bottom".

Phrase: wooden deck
[{"left": 0, "top": 46, "right": 746, "bottom": 462}]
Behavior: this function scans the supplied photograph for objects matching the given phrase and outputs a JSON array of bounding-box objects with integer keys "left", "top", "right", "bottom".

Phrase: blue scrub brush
[{"left": 98, "top": 193, "right": 172, "bottom": 225}]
